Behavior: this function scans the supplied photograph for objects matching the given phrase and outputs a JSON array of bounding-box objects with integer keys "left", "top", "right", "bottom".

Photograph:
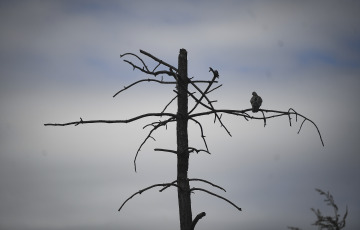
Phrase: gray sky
[{"left": 1, "top": 0, "right": 359, "bottom": 229}]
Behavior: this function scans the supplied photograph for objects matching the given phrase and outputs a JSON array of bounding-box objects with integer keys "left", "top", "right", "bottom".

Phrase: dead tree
[{"left": 44, "top": 48, "right": 324, "bottom": 230}]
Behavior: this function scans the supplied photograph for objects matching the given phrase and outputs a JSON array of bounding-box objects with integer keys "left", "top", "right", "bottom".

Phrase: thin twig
[
  {"left": 134, "top": 117, "right": 175, "bottom": 172},
  {"left": 260, "top": 110, "right": 266, "bottom": 127},
  {"left": 207, "top": 84, "right": 223, "bottom": 94},
  {"left": 161, "top": 95, "right": 178, "bottom": 114},
  {"left": 189, "top": 118, "right": 209, "bottom": 152},
  {"left": 120, "top": 52, "right": 150, "bottom": 72},
  {"left": 188, "top": 147, "right": 211, "bottom": 155},
  {"left": 113, "top": 79, "right": 176, "bottom": 98},
  {"left": 118, "top": 182, "right": 179, "bottom": 212}
]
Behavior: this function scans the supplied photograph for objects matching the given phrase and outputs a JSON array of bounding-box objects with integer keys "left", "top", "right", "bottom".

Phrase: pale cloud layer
[{"left": 1, "top": 1, "right": 359, "bottom": 230}]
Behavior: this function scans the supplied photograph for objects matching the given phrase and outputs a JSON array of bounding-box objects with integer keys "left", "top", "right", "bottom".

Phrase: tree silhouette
[
  {"left": 288, "top": 188, "right": 348, "bottom": 230},
  {"left": 45, "top": 48, "right": 324, "bottom": 230}
]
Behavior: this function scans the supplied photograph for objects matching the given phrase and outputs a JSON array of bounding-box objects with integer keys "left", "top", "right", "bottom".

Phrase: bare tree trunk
[{"left": 177, "top": 48, "right": 192, "bottom": 230}]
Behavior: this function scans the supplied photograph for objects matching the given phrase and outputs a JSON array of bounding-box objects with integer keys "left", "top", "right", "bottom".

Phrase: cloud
[{"left": 1, "top": 1, "right": 360, "bottom": 230}]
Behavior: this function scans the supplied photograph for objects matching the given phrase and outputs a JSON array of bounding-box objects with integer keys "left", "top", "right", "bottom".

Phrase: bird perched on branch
[{"left": 250, "top": 91, "right": 262, "bottom": 113}]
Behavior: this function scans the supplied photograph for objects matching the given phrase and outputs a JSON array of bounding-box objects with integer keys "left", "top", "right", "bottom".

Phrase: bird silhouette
[{"left": 250, "top": 92, "right": 262, "bottom": 112}]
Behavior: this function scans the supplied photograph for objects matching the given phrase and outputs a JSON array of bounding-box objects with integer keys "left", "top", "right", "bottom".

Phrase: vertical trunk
[{"left": 176, "top": 49, "right": 192, "bottom": 230}]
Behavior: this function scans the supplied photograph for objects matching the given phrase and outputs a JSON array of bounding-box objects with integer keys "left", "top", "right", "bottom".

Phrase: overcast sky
[{"left": 1, "top": 1, "right": 360, "bottom": 230}]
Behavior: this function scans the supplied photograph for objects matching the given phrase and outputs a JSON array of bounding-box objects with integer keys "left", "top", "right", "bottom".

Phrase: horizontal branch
[
  {"left": 44, "top": 113, "right": 176, "bottom": 127},
  {"left": 189, "top": 109, "right": 251, "bottom": 119},
  {"left": 190, "top": 108, "right": 324, "bottom": 146},
  {"left": 118, "top": 182, "right": 179, "bottom": 212},
  {"left": 190, "top": 187, "right": 242, "bottom": 211},
  {"left": 191, "top": 80, "right": 219, "bottom": 84},
  {"left": 154, "top": 148, "right": 177, "bottom": 154}
]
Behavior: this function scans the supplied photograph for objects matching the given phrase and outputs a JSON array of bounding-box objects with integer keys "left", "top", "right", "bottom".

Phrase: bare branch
[
  {"left": 140, "top": 49, "right": 178, "bottom": 72},
  {"left": 207, "top": 84, "right": 223, "bottom": 94},
  {"left": 154, "top": 148, "right": 177, "bottom": 154},
  {"left": 188, "top": 147, "right": 211, "bottom": 155},
  {"left": 190, "top": 187, "right": 242, "bottom": 211},
  {"left": 191, "top": 212, "right": 206, "bottom": 230},
  {"left": 187, "top": 78, "right": 232, "bottom": 137},
  {"left": 192, "top": 80, "right": 219, "bottom": 84},
  {"left": 285, "top": 109, "right": 324, "bottom": 147},
  {"left": 159, "top": 180, "right": 178, "bottom": 192},
  {"left": 134, "top": 117, "right": 175, "bottom": 172},
  {"left": 189, "top": 67, "right": 219, "bottom": 114},
  {"left": 172, "top": 73, "right": 229, "bottom": 140},
  {"left": 123, "top": 59, "right": 176, "bottom": 78},
  {"left": 152, "top": 62, "right": 161, "bottom": 72},
  {"left": 161, "top": 95, "right": 178, "bottom": 114},
  {"left": 260, "top": 110, "right": 266, "bottom": 127},
  {"left": 118, "top": 182, "right": 179, "bottom": 212},
  {"left": 190, "top": 108, "right": 324, "bottom": 146},
  {"left": 189, "top": 109, "right": 251, "bottom": 119},
  {"left": 188, "top": 178, "right": 226, "bottom": 192},
  {"left": 113, "top": 78, "right": 176, "bottom": 98},
  {"left": 288, "top": 108, "right": 298, "bottom": 126},
  {"left": 120, "top": 52, "right": 150, "bottom": 72},
  {"left": 189, "top": 118, "right": 209, "bottom": 152},
  {"left": 44, "top": 113, "right": 176, "bottom": 127}
]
